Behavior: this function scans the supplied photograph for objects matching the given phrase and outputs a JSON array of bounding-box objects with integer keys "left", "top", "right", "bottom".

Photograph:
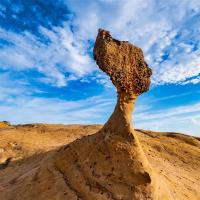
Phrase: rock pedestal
[{"left": 55, "top": 29, "right": 172, "bottom": 200}]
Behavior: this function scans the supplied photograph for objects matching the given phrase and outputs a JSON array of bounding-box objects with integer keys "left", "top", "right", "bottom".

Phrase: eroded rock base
[{"left": 55, "top": 130, "right": 173, "bottom": 200}]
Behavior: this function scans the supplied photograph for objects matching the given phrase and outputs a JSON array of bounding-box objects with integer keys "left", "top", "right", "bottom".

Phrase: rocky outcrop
[
  {"left": 93, "top": 29, "right": 152, "bottom": 95},
  {"left": 0, "top": 121, "right": 10, "bottom": 128},
  {"left": 54, "top": 29, "right": 173, "bottom": 199}
]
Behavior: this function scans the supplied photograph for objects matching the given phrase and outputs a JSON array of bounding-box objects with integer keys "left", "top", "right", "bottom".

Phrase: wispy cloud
[
  {"left": 149, "top": 90, "right": 200, "bottom": 103},
  {"left": 135, "top": 102, "right": 200, "bottom": 122},
  {"left": 0, "top": 23, "right": 95, "bottom": 87},
  {"left": 1, "top": 0, "right": 200, "bottom": 86},
  {"left": 134, "top": 101, "right": 200, "bottom": 136},
  {"left": 0, "top": 71, "right": 115, "bottom": 124},
  {"left": 65, "top": 0, "right": 200, "bottom": 85},
  {"left": 0, "top": 91, "right": 114, "bottom": 124}
]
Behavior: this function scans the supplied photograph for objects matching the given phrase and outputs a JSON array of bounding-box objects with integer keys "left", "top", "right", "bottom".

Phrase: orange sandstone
[{"left": 54, "top": 29, "right": 173, "bottom": 199}]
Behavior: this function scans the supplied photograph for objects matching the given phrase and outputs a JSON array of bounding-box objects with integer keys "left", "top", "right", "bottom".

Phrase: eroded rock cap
[{"left": 93, "top": 29, "right": 152, "bottom": 95}]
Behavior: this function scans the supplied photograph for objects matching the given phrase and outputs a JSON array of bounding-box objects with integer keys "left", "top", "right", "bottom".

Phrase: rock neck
[{"left": 103, "top": 91, "right": 137, "bottom": 140}]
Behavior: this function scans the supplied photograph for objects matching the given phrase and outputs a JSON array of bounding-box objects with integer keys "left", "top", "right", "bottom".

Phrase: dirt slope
[{"left": 0, "top": 124, "right": 199, "bottom": 200}]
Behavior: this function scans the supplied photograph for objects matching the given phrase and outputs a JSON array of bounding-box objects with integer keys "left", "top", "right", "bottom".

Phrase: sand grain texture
[{"left": 0, "top": 125, "right": 199, "bottom": 199}]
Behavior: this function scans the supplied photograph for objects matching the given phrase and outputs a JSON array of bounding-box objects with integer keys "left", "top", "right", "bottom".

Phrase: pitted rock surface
[
  {"left": 94, "top": 29, "right": 152, "bottom": 95},
  {"left": 53, "top": 29, "right": 173, "bottom": 200}
]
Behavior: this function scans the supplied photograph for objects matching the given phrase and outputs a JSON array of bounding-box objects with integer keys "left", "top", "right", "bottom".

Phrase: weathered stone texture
[{"left": 94, "top": 29, "right": 152, "bottom": 95}]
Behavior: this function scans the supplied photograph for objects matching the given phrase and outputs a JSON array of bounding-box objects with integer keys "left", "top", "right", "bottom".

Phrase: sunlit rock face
[
  {"left": 54, "top": 29, "right": 173, "bottom": 200},
  {"left": 93, "top": 29, "right": 152, "bottom": 140},
  {"left": 94, "top": 29, "right": 152, "bottom": 95}
]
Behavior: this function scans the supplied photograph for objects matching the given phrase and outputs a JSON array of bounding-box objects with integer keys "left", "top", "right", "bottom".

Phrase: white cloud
[
  {"left": 0, "top": 22, "right": 95, "bottom": 87},
  {"left": 1, "top": 0, "right": 200, "bottom": 86},
  {"left": 134, "top": 101, "right": 200, "bottom": 136},
  {"left": 191, "top": 117, "right": 200, "bottom": 126},
  {"left": 152, "top": 47, "right": 200, "bottom": 84},
  {"left": 0, "top": 94, "right": 114, "bottom": 124},
  {"left": 181, "top": 75, "right": 200, "bottom": 85},
  {"left": 65, "top": 0, "right": 200, "bottom": 85},
  {"left": 0, "top": 72, "right": 115, "bottom": 124},
  {"left": 135, "top": 103, "right": 200, "bottom": 122}
]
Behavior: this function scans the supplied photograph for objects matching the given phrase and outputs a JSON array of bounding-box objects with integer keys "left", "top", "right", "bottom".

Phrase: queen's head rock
[{"left": 53, "top": 29, "right": 174, "bottom": 200}]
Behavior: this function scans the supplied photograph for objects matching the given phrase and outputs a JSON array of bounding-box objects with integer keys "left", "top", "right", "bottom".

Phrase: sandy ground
[{"left": 0, "top": 124, "right": 200, "bottom": 199}]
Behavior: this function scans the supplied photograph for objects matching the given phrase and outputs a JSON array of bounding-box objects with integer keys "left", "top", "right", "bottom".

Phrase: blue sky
[{"left": 0, "top": 0, "right": 200, "bottom": 136}]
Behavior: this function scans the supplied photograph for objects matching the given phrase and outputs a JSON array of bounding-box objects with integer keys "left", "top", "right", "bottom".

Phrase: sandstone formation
[
  {"left": 1, "top": 124, "right": 200, "bottom": 200},
  {"left": 93, "top": 29, "right": 152, "bottom": 95},
  {"left": 54, "top": 29, "right": 172, "bottom": 199},
  {"left": 1, "top": 30, "right": 200, "bottom": 200}
]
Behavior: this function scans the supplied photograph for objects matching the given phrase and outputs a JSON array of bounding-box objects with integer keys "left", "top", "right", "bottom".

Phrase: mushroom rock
[{"left": 55, "top": 29, "right": 173, "bottom": 200}]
